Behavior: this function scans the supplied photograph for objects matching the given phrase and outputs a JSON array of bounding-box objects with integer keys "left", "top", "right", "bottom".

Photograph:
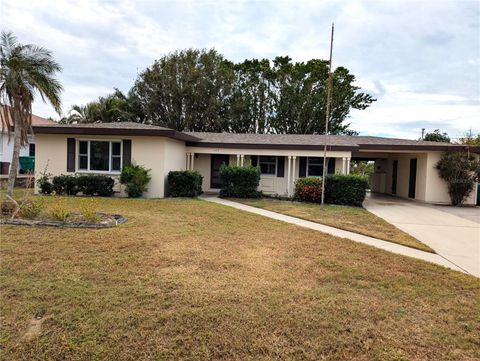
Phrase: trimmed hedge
[
  {"left": 167, "top": 170, "right": 203, "bottom": 197},
  {"left": 52, "top": 175, "right": 79, "bottom": 195},
  {"left": 324, "top": 174, "right": 368, "bottom": 206},
  {"left": 219, "top": 164, "right": 261, "bottom": 198},
  {"left": 51, "top": 174, "right": 115, "bottom": 197},
  {"left": 294, "top": 174, "right": 368, "bottom": 206},
  {"left": 77, "top": 175, "right": 115, "bottom": 197}
]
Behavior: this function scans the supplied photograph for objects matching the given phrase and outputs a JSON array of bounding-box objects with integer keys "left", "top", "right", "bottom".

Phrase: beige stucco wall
[
  {"left": 192, "top": 152, "right": 346, "bottom": 196},
  {"left": 373, "top": 151, "right": 477, "bottom": 205},
  {"left": 34, "top": 134, "right": 186, "bottom": 198}
]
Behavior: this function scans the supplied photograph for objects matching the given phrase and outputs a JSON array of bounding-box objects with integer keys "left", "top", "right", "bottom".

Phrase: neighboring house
[
  {"left": 32, "top": 122, "right": 480, "bottom": 205},
  {"left": 0, "top": 111, "right": 55, "bottom": 174}
]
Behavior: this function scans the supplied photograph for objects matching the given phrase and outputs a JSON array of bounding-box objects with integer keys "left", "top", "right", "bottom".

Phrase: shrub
[
  {"left": 1, "top": 201, "right": 15, "bottom": 216},
  {"left": 436, "top": 152, "right": 480, "bottom": 206},
  {"left": 167, "top": 170, "right": 203, "bottom": 197},
  {"left": 120, "top": 163, "right": 152, "bottom": 198},
  {"left": 52, "top": 175, "right": 79, "bottom": 196},
  {"left": 80, "top": 198, "right": 99, "bottom": 223},
  {"left": 18, "top": 198, "right": 45, "bottom": 219},
  {"left": 219, "top": 165, "right": 261, "bottom": 198},
  {"left": 294, "top": 177, "right": 323, "bottom": 203},
  {"left": 77, "top": 175, "right": 115, "bottom": 197},
  {"left": 50, "top": 197, "right": 71, "bottom": 222},
  {"left": 324, "top": 174, "right": 369, "bottom": 207},
  {"left": 36, "top": 171, "right": 53, "bottom": 195},
  {"left": 294, "top": 175, "right": 368, "bottom": 206}
]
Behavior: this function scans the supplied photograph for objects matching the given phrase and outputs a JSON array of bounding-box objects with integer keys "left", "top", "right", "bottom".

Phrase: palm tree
[{"left": 0, "top": 32, "right": 62, "bottom": 197}]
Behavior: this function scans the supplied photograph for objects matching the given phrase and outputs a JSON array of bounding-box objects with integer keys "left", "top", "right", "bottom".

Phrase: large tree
[
  {"left": 132, "top": 49, "right": 234, "bottom": 132},
  {"left": 268, "top": 57, "right": 375, "bottom": 135},
  {"left": 0, "top": 32, "right": 62, "bottom": 197},
  {"left": 423, "top": 129, "right": 451, "bottom": 143}
]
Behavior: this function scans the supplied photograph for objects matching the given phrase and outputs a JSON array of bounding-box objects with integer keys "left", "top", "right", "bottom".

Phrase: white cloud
[{"left": 1, "top": 0, "right": 479, "bottom": 138}]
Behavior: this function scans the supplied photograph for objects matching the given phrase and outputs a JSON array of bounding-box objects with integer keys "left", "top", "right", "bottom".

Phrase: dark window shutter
[
  {"left": 328, "top": 158, "right": 336, "bottom": 174},
  {"left": 299, "top": 157, "right": 307, "bottom": 177},
  {"left": 122, "top": 139, "right": 132, "bottom": 167},
  {"left": 251, "top": 155, "right": 258, "bottom": 167},
  {"left": 277, "top": 156, "right": 285, "bottom": 177},
  {"left": 67, "top": 138, "right": 75, "bottom": 172},
  {"left": 29, "top": 143, "right": 35, "bottom": 157}
]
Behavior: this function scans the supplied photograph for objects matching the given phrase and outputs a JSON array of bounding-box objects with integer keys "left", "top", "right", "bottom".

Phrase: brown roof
[
  {"left": 32, "top": 122, "right": 200, "bottom": 142},
  {"left": 1, "top": 107, "right": 55, "bottom": 129},
  {"left": 31, "top": 122, "right": 480, "bottom": 152},
  {"left": 185, "top": 132, "right": 478, "bottom": 152}
]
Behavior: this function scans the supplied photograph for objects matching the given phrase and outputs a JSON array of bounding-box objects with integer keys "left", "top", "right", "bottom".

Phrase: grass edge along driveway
[{"left": 232, "top": 198, "right": 434, "bottom": 253}]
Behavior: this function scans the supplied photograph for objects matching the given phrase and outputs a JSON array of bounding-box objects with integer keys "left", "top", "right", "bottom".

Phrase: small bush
[
  {"left": 80, "top": 198, "right": 99, "bottom": 223},
  {"left": 324, "top": 174, "right": 369, "bottom": 207},
  {"left": 18, "top": 198, "right": 45, "bottom": 219},
  {"left": 294, "top": 177, "right": 323, "bottom": 203},
  {"left": 1, "top": 201, "right": 15, "bottom": 216},
  {"left": 219, "top": 165, "right": 261, "bottom": 198},
  {"left": 167, "top": 170, "right": 203, "bottom": 197},
  {"left": 436, "top": 152, "right": 480, "bottom": 206},
  {"left": 120, "top": 163, "right": 152, "bottom": 198},
  {"left": 77, "top": 175, "right": 115, "bottom": 197},
  {"left": 36, "top": 172, "right": 53, "bottom": 195},
  {"left": 52, "top": 175, "right": 79, "bottom": 196},
  {"left": 50, "top": 197, "right": 71, "bottom": 222}
]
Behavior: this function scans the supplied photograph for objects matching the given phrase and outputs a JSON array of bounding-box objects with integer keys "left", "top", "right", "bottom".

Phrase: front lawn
[
  {"left": 1, "top": 196, "right": 478, "bottom": 360},
  {"left": 233, "top": 198, "right": 433, "bottom": 252}
]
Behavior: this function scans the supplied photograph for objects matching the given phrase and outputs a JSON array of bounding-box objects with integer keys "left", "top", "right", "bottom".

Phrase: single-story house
[
  {"left": 32, "top": 122, "right": 480, "bottom": 205},
  {"left": 0, "top": 110, "right": 54, "bottom": 174}
]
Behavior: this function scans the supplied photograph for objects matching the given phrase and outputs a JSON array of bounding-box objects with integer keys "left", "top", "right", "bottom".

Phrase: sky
[{"left": 1, "top": 0, "right": 479, "bottom": 140}]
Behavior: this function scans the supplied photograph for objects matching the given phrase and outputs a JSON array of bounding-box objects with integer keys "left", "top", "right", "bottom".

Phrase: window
[
  {"left": 307, "top": 157, "right": 324, "bottom": 176},
  {"left": 258, "top": 156, "right": 276, "bottom": 175},
  {"left": 78, "top": 140, "right": 122, "bottom": 172}
]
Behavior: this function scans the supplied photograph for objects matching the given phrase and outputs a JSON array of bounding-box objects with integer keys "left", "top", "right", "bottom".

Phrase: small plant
[
  {"left": 294, "top": 177, "right": 323, "bottom": 203},
  {"left": 50, "top": 197, "right": 71, "bottom": 222},
  {"left": 1, "top": 201, "right": 15, "bottom": 217},
  {"left": 120, "top": 163, "right": 152, "bottom": 198},
  {"left": 167, "top": 170, "right": 203, "bottom": 197},
  {"left": 36, "top": 168, "right": 53, "bottom": 195},
  {"left": 80, "top": 198, "right": 99, "bottom": 223},
  {"left": 18, "top": 198, "right": 45, "bottom": 219}
]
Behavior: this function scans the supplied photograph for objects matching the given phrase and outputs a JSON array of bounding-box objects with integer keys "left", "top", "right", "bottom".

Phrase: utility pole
[{"left": 321, "top": 23, "right": 334, "bottom": 206}]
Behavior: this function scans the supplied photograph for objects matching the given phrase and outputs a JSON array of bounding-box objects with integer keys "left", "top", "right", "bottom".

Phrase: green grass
[
  {"left": 1, "top": 195, "right": 479, "bottom": 360},
  {"left": 233, "top": 198, "right": 434, "bottom": 252}
]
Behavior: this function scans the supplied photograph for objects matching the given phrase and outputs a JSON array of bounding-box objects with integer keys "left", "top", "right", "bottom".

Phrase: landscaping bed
[{"left": 0, "top": 212, "right": 127, "bottom": 228}]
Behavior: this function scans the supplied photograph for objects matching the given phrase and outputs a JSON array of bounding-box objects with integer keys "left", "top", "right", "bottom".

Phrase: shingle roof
[
  {"left": 1, "top": 107, "right": 55, "bottom": 128},
  {"left": 185, "top": 132, "right": 476, "bottom": 151},
  {"left": 31, "top": 122, "right": 479, "bottom": 152}
]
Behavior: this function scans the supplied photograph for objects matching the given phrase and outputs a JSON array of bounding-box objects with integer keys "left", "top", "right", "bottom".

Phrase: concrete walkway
[
  {"left": 203, "top": 196, "right": 468, "bottom": 275},
  {"left": 364, "top": 194, "right": 480, "bottom": 278}
]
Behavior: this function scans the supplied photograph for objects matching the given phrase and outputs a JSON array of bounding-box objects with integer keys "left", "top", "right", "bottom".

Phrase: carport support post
[
  {"left": 291, "top": 156, "right": 296, "bottom": 191},
  {"left": 186, "top": 152, "right": 191, "bottom": 170},
  {"left": 236, "top": 154, "right": 240, "bottom": 166},
  {"left": 190, "top": 153, "right": 195, "bottom": 170},
  {"left": 240, "top": 154, "right": 245, "bottom": 167},
  {"left": 346, "top": 157, "right": 351, "bottom": 174}
]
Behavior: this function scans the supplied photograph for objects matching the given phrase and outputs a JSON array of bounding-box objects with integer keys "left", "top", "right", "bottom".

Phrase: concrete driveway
[{"left": 364, "top": 193, "right": 480, "bottom": 277}]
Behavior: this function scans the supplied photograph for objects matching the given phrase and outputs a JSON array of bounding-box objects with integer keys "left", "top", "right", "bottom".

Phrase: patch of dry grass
[
  {"left": 234, "top": 198, "right": 433, "bottom": 252},
  {"left": 1, "top": 196, "right": 478, "bottom": 360}
]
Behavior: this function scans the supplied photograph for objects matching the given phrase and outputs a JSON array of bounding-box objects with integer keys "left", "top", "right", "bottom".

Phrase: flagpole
[{"left": 321, "top": 23, "right": 334, "bottom": 206}]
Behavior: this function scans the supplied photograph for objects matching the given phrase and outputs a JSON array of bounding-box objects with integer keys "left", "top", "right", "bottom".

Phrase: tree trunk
[{"left": 6, "top": 124, "right": 22, "bottom": 197}]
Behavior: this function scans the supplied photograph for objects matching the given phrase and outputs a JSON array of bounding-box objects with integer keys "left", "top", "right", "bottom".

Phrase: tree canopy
[
  {"left": 70, "top": 48, "right": 376, "bottom": 135},
  {"left": 423, "top": 129, "right": 451, "bottom": 143},
  {"left": 0, "top": 31, "right": 62, "bottom": 196}
]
